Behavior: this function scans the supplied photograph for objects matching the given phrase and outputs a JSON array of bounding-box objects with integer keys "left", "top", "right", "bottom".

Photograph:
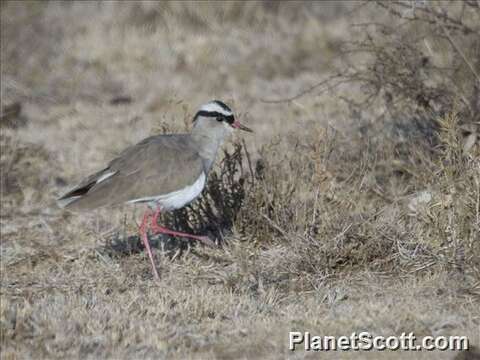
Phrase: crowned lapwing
[{"left": 58, "top": 100, "right": 252, "bottom": 280}]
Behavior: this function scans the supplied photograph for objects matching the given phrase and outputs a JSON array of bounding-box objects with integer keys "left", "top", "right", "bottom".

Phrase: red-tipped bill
[{"left": 232, "top": 120, "right": 253, "bottom": 132}]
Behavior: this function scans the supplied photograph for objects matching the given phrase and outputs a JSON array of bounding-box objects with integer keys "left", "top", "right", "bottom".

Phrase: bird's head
[{"left": 192, "top": 100, "right": 253, "bottom": 134}]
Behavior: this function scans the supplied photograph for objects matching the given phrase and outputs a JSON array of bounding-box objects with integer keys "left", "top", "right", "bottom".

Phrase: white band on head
[{"left": 199, "top": 101, "right": 233, "bottom": 116}]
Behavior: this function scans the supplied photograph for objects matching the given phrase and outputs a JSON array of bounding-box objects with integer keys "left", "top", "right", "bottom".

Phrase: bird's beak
[{"left": 232, "top": 120, "right": 253, "bottom": 133}]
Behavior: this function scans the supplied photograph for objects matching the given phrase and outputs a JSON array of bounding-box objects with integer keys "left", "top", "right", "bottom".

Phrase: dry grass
[{"left": 1, "top": 1, "right": 479, "bottom": 359}]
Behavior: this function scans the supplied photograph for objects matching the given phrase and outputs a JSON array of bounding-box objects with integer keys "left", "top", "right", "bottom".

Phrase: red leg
[
  {"left": 138, "top": 209, "right": 160, "bottom": 280},
  {"left": 150, "top": 209, "right": 215, "bottom": 247}
]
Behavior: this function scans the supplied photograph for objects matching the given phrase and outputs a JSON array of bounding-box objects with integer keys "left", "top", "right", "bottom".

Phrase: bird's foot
[
  {"left": 150, "top": 223, "right": 216, "bottom": 247},
  {"left": 149, "top": 208, "right": 216, "bottom": 247}
]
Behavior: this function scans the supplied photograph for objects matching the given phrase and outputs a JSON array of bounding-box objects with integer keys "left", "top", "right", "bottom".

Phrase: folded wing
[{"left": 57, "top": 135, "right": 204, "bottom": 211}]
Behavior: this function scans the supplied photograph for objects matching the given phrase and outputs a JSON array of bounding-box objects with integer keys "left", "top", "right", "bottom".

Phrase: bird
[{"left": 57, "top": 100, "right": 252, "bottom": 280}]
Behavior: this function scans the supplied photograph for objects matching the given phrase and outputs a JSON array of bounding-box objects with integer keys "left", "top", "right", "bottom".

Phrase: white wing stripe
[{"left": 96, "top": 171, "right": 117, "bottom": 184}]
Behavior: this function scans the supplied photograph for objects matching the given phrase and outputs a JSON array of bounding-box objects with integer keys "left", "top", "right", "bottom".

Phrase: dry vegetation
[{"left": 1, "top": 1, "right": 479, "bottom": 359}]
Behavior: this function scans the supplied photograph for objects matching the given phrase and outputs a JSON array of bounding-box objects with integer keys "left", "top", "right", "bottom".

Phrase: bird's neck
[{"left": 191, "top": 130, "right": 227, "bottom": 173}]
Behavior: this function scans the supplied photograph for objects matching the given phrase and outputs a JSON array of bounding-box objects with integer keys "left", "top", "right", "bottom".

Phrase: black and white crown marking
[{"left": 193, "top": 100, "right": 234, "bottom": 124}]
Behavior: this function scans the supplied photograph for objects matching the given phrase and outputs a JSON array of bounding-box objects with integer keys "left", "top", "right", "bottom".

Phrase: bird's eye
[{"left": 216, "top": 115, "right": 224, "bottom": 122}]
